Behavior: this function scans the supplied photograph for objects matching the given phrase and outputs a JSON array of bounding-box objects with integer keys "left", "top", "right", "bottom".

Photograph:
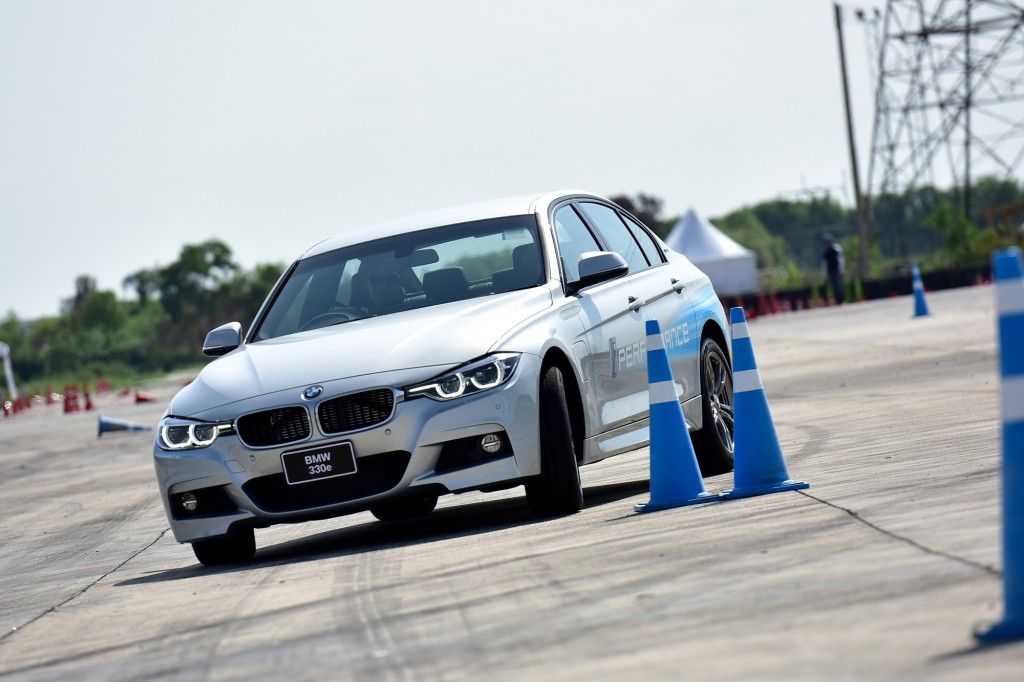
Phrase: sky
[{"left": 0, "top": 0, "right": 884, "bottom": 321}]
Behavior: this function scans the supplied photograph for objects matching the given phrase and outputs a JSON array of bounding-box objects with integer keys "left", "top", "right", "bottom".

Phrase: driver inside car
[{"left": 365, "top": 268, "right": 405, "bottom": 315}]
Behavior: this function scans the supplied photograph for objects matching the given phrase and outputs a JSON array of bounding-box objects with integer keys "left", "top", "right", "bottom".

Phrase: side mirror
[
  {"left": 567, "top": 251, "right": 629, "bottom": 294},
  {"left": 202, "top": 322, "right": 243, "bottom": 357}
]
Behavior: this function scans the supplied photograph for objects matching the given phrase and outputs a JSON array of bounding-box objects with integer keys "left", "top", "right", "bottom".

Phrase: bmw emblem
[{"left": 302, "top": 385, "right": 323, "bottom": 400}]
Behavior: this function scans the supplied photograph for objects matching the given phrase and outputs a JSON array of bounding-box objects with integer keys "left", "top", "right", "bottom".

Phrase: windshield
[{"left": 251, "top": 215, "right": 544, "bottom": 341}]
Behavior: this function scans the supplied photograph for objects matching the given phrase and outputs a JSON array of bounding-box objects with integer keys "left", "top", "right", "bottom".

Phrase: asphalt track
[{"left": 1, "top": 284, "right": 1022, "bottom": 681}]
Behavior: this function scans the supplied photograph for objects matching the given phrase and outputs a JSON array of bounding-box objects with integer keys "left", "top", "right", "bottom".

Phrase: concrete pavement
[{"left": 0, "top": 284, "right": 1021, "bottom": 681}]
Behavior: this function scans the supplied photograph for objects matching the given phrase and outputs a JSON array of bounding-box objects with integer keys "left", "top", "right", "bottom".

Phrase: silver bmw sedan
[{"left": 153, "top": 190, "right": 734, "bottom": 565}]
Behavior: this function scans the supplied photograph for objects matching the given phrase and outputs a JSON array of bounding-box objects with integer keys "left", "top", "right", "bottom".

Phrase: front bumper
[{"left": 153, "top": 354, "right": 542, "bottom": 543}]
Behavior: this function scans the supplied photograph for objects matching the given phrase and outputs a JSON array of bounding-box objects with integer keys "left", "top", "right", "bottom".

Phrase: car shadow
[{"left": 116, "top": 478, "right": 650, "bottom": 585}]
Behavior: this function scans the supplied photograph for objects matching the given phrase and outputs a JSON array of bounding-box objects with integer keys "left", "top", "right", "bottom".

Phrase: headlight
[
  {"left": 406, "top": 353, "right": 521, "bottom": 401},
  {"left": 158, "top": 417, "right": 234, "bottom": 450}
]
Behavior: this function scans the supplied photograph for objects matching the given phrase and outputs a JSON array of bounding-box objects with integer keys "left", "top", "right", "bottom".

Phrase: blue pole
[{"left": 977, "top": 247, "right": 1024, "bottom": 641}]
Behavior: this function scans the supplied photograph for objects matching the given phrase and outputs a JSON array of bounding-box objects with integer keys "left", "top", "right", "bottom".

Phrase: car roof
[{"left": 298, "top": 189, "right": 604, "bottom": 260}]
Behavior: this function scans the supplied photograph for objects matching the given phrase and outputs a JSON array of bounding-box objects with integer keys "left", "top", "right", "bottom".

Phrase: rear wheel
[
  {"left": 692, "top": 337, "right": 735, "bottom": 476},
  {"left": 524, "top": 365, "right": 583, "bottom": 517},
  {"left": 191, "top": 527, "right": 256, "bottom": 566},
  {"left": 370, "top": 491, "right": 438, "bottom": 522}
]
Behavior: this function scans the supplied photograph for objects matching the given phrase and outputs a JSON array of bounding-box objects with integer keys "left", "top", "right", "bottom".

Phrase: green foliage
[
  {"left": 139, "top": 239, "right": 240, "bottom": 319},
  {"left": 609, "top": 193, "right": 675, "bottom": 239},
  {"left": 3, "top": 242, "right": 284, "bottom": 389},
  {"left": 702, "top": 175, "right": 1023, "bottom": 277},
  {"left": 748, "top": 196, "right": 849, "bottom": 269},
  {"left": 78, "top": 291, "right": 125, "bottom": 332},
  {"left": 839, "top": 235, "right": 888, "bottom": 278},
  {"left": 923, "top": 200, "right": 1012, "bottom": 267},
  {"left": 970, "top": 176, "right": 1023, "bottom": 221},
  {"left": 214, "top": 263, "right": 287, "bottom": 331},
  {"left": 774, "top": 263, "right": 812, "bottom": 289},
  {"left": 712, "top": 209, "right": 792, "bottom": 270},
  {"left": 4, "top": 175, "right": 1023, "bottom": 390},
  {"left": 852, "top": 278, "right": 865, "bottom": 302}
]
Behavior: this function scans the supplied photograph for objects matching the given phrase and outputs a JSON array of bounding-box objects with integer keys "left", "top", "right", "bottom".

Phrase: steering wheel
[{"left": 298, "top": 307, "right": 364, "bottom": 332}]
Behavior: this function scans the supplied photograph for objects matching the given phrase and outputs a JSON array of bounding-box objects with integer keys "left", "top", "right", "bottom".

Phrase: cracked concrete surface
[{"left": 1, "top": 285, "right": 1022, "bottom": 681}]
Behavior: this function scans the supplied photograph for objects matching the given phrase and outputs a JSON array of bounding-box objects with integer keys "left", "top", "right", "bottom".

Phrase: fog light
[
  {"left": 480, "top": 434, "right": 503, "bottom": 454},
  {"left": 180, "top": 492, "right": 199, "bottom": 513}
]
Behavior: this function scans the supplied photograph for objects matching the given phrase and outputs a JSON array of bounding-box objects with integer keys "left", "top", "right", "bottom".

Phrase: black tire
[
  {"left": 370, "top": 491, "right": 438, "bottom": 522},
  {"left": 524, "top": 365, "right": 583, "bottom": 517},
  {"left": 692, "top": 337, "right": 735, "bottom": 476},
  {"left": 191, "top": 527, "right": 256, "bottom": 566}
]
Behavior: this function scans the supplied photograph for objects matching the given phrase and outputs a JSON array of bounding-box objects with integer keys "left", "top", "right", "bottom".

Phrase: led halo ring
[
  {"left": 407, "top": 353, "right": 520, "bottom": 401},
  {"left": 158, "top": 419, "right": 231, "bottom": 450}
]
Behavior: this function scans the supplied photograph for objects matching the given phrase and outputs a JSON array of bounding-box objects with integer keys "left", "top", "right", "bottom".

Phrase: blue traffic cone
[
  {"left": 912, "top": 263, "right": 930, "bottom": 317},
  {"left": 635, "top": 319, "right": 722, "bottom": 513},
  {"left": 97, "top": 414, "right": 153, "bottom": 438},
  {"left": 722, "top": 307, "right": 809, "bottom": 499},
  {"left": 976, "top": 247, "right": 1024, "bottom": 642}
]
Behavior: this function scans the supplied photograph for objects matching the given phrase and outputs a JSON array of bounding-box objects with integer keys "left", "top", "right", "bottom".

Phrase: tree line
[
  {"left": 2, "top": 176, "right": 1022, "bottom": 392},
  {"left": 0, "top": 241, "right": 285, "bottom": 392},
  {"left": 614, "top": 175, "right": 1024, "bottom": 283}
]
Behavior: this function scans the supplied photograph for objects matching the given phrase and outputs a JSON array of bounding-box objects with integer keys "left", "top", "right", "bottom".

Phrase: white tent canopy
[{"left": 665, "top": 208, "right": 758, "bottom": 295}]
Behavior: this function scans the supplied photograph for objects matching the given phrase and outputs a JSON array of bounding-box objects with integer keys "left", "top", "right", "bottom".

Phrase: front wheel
[
  {"left": 524, "top": 365, "right": 583, "bottom": 517},
  {"left": 692, "top": 337, "right": 735, "bottom": 476},
  {"left": 191, "top": 527, "right": 256, "bottom": 566}
]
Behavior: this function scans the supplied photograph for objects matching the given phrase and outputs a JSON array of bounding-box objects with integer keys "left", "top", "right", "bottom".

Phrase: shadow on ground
[{"left": 117, "top": 478, "right": 651, "bottom": 585}]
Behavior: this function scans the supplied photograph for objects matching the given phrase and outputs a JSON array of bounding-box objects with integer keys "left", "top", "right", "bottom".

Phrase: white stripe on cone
[
  {"left": 733, "top": 368, "right": 763, "bottom": 394},
  {"left": 649, "top": 380, "right": 677, "bottom": 405}
]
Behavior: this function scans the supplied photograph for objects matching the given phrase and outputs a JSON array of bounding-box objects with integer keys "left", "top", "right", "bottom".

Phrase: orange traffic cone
[{"left": 64, "top": 385, "right": 80, "bottom": 413}]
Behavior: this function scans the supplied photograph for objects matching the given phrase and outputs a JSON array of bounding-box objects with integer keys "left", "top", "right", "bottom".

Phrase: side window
[
  {"left": 579, "top": 202, "right": 650, "bottom": 274},
  {"left": 621, "top": 214, "right": 664, "bottom": 266},
  {"left": 554, "top": 205, "right": 602, "bottom": 283}
]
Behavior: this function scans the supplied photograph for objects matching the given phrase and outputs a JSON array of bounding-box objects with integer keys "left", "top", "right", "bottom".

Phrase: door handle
[
  {"left": 671, "top": 278, "right": 685, "bottom": 293},
  {"left": 628, "top": 296, "right": 646, "bottom": 312}
]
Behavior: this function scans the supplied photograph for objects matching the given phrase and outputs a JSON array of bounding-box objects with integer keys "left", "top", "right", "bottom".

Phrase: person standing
[{"left": 822, "top": 234, "right": 846, "bottom": 304}]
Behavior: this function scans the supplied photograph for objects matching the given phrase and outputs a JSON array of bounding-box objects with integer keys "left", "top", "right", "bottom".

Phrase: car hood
[{"left": 168, "top": 288, "right": 553, "bottom": 417}]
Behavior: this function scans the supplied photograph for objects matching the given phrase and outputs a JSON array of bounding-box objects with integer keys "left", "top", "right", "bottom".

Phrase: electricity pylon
[{"left": 865, "top": 0, "right": 1024, "bottom": 217}]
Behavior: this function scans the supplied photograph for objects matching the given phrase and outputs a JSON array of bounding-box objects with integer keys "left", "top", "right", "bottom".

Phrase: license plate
[{"left": 281, "top": 441, "right": 357, "bottom": 485}]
